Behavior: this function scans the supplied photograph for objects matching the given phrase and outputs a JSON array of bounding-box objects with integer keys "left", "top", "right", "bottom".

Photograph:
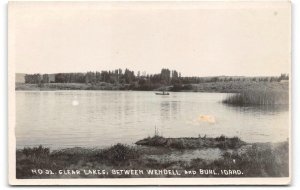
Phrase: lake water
[{"left": 16, "top": 91, "right": 289, "bottom": 149}]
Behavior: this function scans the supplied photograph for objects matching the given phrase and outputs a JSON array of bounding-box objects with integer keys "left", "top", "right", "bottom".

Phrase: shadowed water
[{"left": 16, "top": 91, "right": 289, "bottom": 149}]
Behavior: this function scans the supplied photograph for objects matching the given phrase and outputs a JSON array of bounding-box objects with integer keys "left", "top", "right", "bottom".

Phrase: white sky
[{"left": 10, "top": 1, "right": 291, "bottom": 76}]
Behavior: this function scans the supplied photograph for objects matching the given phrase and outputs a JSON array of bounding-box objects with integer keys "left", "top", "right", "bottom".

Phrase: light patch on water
[
  {"left": 189, "top": 115, "right": 216, "bottom": 126},
  {"left": 72, "top": 100, "right": 79, "bottom": 106},
  {"left": 197, "top": 115, "right": 216, "bottom": 124}
]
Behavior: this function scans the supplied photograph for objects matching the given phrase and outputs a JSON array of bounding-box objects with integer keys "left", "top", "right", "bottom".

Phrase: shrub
[
  {"left": 97, "top": 144, "right": 141, "bottom": 164},
  {"left": 22, "top": 145, "right": 50, "bottom": 157}
]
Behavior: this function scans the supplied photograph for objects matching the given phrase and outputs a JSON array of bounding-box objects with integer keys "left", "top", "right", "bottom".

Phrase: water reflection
[
  {"left": 160, "top": 101, "right": 170, "bottom": 120},
  {"left": 159, "top": 100, "right": 181, "bottom": 121},
  {"left": 223, "top": 103, "right": 289, "bottom": 116},
  {"left": 171, "top": 101, "right": 179, "bottom": 118}
]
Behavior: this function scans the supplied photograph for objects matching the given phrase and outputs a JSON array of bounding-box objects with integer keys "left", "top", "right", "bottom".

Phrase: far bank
[{"left": 15, "top": 80, "right": 289, "bottom": 93}]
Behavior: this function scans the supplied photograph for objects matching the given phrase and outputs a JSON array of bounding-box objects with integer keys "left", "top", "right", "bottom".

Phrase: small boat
[{"left": 155, "top": 91, "right": 169, "bottom": 95}]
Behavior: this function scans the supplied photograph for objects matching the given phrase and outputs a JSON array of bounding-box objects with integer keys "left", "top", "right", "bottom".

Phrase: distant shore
[
  {"left": 16, "top": 81, "right": 289, "bottom": 106},
  {"left": 16, "top": 80, "right": 289, "bottom": 93},
  {"left": 16, "top": 135, "right": 289, "bottom": 179}
]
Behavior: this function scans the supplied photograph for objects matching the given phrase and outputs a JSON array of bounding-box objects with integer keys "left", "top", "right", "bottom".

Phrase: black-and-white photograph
[{"left": 8, "top": 0, "right": 291, "bottom": 185}]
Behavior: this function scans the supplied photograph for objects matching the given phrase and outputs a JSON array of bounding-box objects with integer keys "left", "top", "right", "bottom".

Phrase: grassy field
[{"left": 16, "top": 135, "right": 289, "bottom": 179}]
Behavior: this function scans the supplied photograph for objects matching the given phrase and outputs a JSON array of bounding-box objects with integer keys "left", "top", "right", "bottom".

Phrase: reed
[{"left": 222, "top": 89, "right": 288, "bottom": 105}]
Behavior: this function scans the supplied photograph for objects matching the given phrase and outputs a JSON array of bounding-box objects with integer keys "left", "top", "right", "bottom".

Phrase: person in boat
[{"left": 155, "top": 90, "right": 169, "bottom": 95}]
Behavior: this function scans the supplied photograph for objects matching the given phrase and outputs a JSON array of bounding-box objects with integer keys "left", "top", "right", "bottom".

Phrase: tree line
[{"left": 24, "top": 68, "right": 289, "bottom": 90}]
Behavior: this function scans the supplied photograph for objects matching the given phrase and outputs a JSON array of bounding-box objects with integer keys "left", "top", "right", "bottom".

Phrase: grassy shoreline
[
  {"left": 16, "top": 135, "right": 289, "bottom": 179},
  {"left": 15, "top": 80, "right": 288, "bottom": 93}
]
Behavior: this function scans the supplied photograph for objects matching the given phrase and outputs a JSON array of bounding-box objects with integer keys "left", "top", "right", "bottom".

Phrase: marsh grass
[
  {"left": 16, "top": 144, "right": 141, "bottom": 178},
  {"left": 222, "top": 90, "right": 289, "bottom": 106},
  {"left": 16, "top": 145, "right": 56, "bottom": 178},
  {"left": 188, "top": 141, "right": 289, "bottom": 177}
]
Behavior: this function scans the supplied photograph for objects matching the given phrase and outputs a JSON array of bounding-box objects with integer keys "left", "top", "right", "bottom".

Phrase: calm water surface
[{"left": 16, "top": 91, "right": 289, "bottom": 149}]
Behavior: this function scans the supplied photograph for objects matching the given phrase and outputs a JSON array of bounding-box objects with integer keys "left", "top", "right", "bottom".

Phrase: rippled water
[{"left": 16, "top": 91, "right": 289, "bottom": 149}]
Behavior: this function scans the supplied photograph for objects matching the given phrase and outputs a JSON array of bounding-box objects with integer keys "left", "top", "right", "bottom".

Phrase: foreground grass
[
  {"left": 16, "top": 135, "right": 289, "bottom": 179},
  {"left": 222, "top": 89, "right": 289, "bottom": 105}
]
